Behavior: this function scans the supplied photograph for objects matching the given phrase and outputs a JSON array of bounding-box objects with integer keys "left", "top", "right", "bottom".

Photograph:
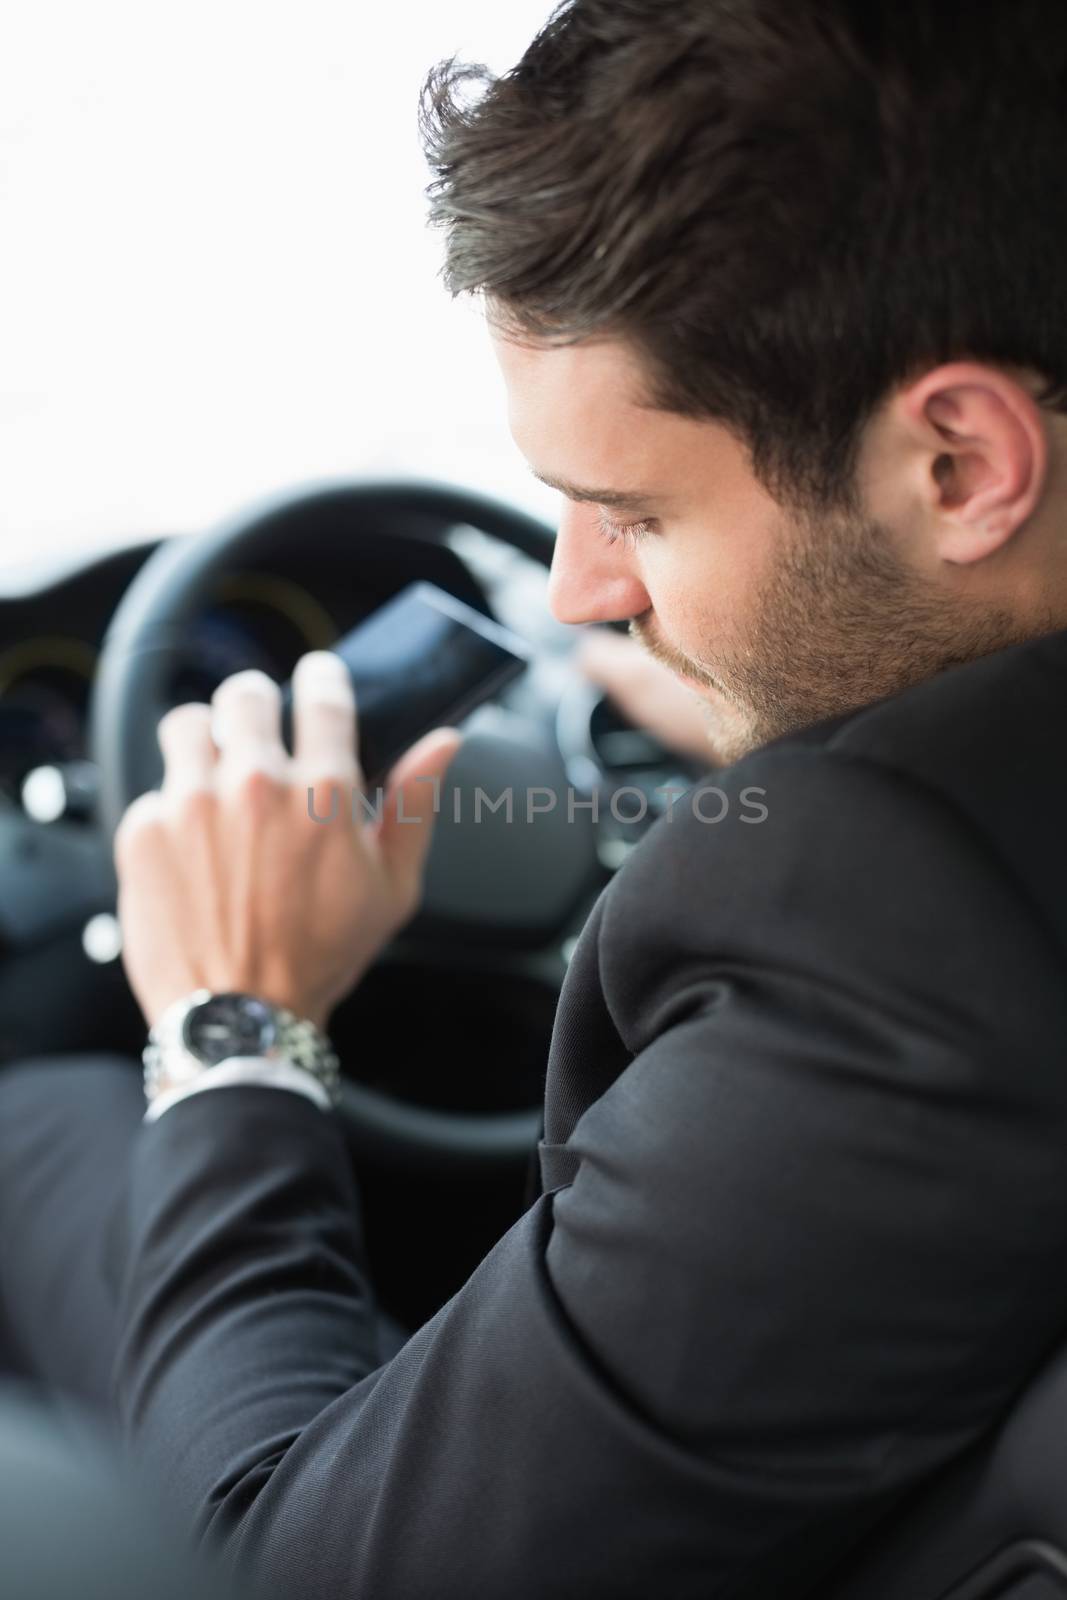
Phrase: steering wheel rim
[
  {"left": 92, "top": 478, "right": 555, "bottom": 837},
  {"left": 90, "top": 477, "right": 559, "bottom": 1173}
]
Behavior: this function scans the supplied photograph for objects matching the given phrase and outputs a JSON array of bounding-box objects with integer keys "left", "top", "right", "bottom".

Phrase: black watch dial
[{"left": 182, "top": 993, "right": 278, "bottom": 1066}]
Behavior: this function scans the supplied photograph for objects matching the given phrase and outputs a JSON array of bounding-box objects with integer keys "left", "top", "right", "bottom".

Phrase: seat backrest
[{"left": 824, "top": 1336, "right": 1067, "bottom": 1599}]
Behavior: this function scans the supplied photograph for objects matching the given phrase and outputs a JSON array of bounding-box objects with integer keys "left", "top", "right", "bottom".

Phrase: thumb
[{"left": 378, "top": 727, "right": 463, "bottom": 902}]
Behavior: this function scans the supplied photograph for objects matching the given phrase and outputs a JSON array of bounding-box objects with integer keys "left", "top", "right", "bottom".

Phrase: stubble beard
[{"left": 633, "top": 503, "right": 1039, "bottom": 767}]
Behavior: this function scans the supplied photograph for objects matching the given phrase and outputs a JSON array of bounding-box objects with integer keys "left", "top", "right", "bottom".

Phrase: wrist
[
  {"left": 143, "top": 1055, "right": 336, "bottom": 1122},
  {"left": 143, "top": 989, "right": 341, "bottom": 1110}
]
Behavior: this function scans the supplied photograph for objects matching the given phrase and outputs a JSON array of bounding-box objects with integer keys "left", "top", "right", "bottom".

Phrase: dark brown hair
[{"left": 420, "top": 0, "right": 1067, "bottom": 514}]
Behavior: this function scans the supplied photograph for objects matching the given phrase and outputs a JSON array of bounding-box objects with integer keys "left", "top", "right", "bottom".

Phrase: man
[{"left": 4, "top": 1, "right": 1067, "bottom": 1596}]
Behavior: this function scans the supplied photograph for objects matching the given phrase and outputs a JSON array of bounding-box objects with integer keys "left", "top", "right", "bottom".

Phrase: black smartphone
[{"left": 281, "top": 581, "right": 531, "bottom": 786}]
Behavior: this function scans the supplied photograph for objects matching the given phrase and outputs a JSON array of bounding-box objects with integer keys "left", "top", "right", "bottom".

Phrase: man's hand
[
  {"left": 115, "top": 651, "right": 462, "bottom": 1030},
  {"left": 576, "top": 629, "right": 721, "bottom": 765}
]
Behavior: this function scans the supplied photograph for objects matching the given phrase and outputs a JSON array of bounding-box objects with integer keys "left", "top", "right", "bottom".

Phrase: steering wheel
[{"left": 90, "top": 479, "right": 590, "bottom": 1175}]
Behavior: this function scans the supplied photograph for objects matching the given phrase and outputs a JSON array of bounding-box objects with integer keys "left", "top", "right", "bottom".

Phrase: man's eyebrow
[{"left": 530, "top": 468, "right": 665, "bottom": 511}]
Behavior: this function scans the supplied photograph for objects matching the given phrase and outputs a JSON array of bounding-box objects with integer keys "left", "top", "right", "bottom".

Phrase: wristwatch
[{"left": 143, "top": 989, "right": 341, "bottom": 1108}]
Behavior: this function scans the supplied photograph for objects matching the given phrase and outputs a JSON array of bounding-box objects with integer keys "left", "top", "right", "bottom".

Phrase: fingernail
[
  {"left": 217, "top": 668, "right": 279, "bottom": 698},
  {"left": 294, "top": 651, "right": 348, "bottom": 681}
]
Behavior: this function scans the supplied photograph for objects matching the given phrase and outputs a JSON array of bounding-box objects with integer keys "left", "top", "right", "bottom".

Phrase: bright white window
[{"left": 0, "top": 2, "right": 560, "bottom": 566}]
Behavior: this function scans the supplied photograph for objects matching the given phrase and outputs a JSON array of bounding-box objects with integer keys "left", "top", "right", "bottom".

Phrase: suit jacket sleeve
[{"left": 109, "top": 743, "right": 1067, "bottom": 1600}]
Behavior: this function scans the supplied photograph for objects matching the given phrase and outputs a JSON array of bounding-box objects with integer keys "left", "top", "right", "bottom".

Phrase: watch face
[{"left": 182, "top": 993, "right": 277, "bottom": 1066}]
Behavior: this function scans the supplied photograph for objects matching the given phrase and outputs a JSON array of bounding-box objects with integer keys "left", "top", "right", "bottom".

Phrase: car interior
[
  {"left": 0, "top": 479, "right": 706, "bottom": 1329},
  {"left": 3, "top": 475, "right": 1067, "bottom": 1598}
]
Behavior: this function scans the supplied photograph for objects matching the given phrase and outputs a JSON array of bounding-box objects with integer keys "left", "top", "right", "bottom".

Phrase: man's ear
[{"left": 895, "top": 361, "right": 1049, "bottom": 564}]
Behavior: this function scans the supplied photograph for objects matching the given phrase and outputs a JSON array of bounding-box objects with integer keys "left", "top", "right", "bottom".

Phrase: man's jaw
[{"left": 627, "top": 613, "right": 768, "bottom": 763}]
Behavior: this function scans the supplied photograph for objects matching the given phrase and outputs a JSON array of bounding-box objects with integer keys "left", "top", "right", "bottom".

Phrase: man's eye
[{"left": 593, "top": 508, "right": 655, "bottom": 548}]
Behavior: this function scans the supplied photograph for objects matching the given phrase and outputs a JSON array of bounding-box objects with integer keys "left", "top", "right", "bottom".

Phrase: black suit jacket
[{"left": 108, "top": 627, "right": 1067, "bottom": 1599}]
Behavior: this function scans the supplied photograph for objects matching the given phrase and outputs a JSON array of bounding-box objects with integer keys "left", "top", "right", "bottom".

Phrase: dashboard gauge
[
  {"left": 0, "top": 680, "right": 85, "bottom": 798},
  {"left": 0, "top": 638, "right": 95, "bottom": 801},
  {"left": 166, "top": 609, "right": 282, "bottom": 706},
  {"left": 213, "top": 573, "right": 337, "bottom": 652},
  {"left": 167, "top": 577, "right": 338, "bottom": 707}
]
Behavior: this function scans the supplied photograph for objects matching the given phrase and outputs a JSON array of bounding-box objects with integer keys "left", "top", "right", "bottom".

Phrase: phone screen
[{"left": 282, "top": 582, "right": 530, "bottom": 785}]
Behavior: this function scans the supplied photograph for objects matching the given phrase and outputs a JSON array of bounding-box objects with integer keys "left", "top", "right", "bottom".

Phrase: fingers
[
  {"left": 114, "top": 787, "right": 167, "bottom": 874},
  {"left": 378, "top": 726, "right": 462, "bottom": 908},
  {"left": 292, "top": 651, "right": 359, "bottom": 783},
  {"left": 114, "top": 787, "right": 204, "bottom": 1015},
  {"left": 212, "top": 669, "right": 287, "bottom": 788},
  {"left": 158, "top": 702, "right": 217, "bottom": 796}
]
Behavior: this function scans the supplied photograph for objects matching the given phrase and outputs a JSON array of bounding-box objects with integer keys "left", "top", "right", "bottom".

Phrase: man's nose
[{"left": 546, "top": 503, "right": 652, "bottom": 626}]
